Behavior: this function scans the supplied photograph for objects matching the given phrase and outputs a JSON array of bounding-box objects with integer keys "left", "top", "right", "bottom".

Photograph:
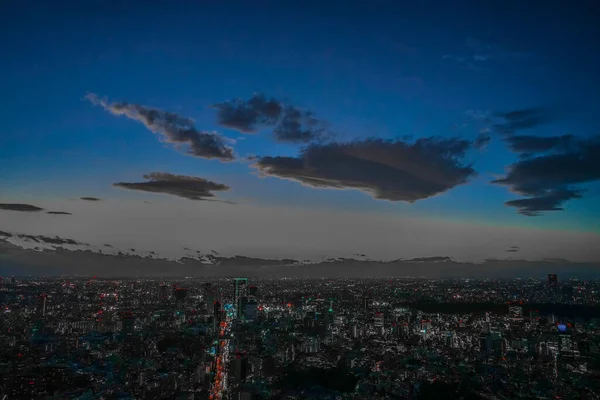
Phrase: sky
[{"left": 1, "top": 0, "right": 600, "bottom": 263}]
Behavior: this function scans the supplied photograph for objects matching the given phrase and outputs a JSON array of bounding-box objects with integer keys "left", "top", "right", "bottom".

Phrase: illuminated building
[
  {"left": 548, "top": 274, "right": 558, "bottom": 292},
  {"left": 233, "top": 278, "right": 248, "bottom": 319},
  {"left": 529, "top": 309, "right": 540, "bottom": 323},
  {"left": 557, "top": 323, "right": 579, "bottom": 356},
  {"left": 37, "top": 294, "right": 47, "bottom": 317},
  {"left": 508, "top": 303, "right": 523, "bottom": 320},
  {"left": 374, "top": 311, "right": 385, "bottom": 335},
  {"left": 420, "top": 319, "right": 432, "bottom": 336},
  {"left": 204, "top": 282, "right": 217, "bottom": 310},
  {"left": 362, "top": 294, "right": 372, "bottom": 312},
  {"left": 243, "top": 299, "right": 258, "bottom": 322}
]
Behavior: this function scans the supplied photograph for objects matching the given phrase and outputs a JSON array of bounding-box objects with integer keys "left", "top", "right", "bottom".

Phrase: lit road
[{"left": 209, "top": 319, "right": 230, "bottom": 399}]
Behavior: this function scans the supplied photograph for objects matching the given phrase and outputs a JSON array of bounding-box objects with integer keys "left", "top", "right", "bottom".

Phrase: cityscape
[
  {"left": 1, "top": 274, "right": 599, "bottom": 399},
  {"left": 2, "top": 1, "right": 600, "bottom": 399}
]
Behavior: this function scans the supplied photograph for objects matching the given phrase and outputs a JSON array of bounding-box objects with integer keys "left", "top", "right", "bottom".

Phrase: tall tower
[
  {"left": 233, "top": 278, "right": 248, "bottom": 319},
  {"left": 121, "top": 311, "right": 135, "bottom": 335},
  {"left": 38, "top": 294, "right": 48, "bottom": 317},
  {"left": 548, "top": 274, "right": 558, "bottom": 292}
]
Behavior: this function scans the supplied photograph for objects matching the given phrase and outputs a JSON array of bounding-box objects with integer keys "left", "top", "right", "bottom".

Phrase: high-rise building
[
  {"left": 248, "top": 286, "right": 258, "bottom": 297},
  {"left": 233, "top": 278, "right": 249, "bottom": 318},
  {"left": 509, "top": 303, "right": 523, "bottom": 320},
  {"left": 232, "top": 352, "right": 249, "bottom": 383},
  {"left": 204, "top": 283, "right": 216, "bottom": 309},
  {"left": 548, "top": 274, "right": 558, "bottom": 292},
  {"left": 420, "top": 320, "right": 432, "bottom": 338},
  {"left": 529, "top": 309, "right": 540, "bottom": 323},
  {"left": 37, "top": 294, "right": 48, "bottom": 317},
  {"left": 159, "top": 284, "right": 169, "bottom": 300},
  {"left": 374, "top": 312, "right": 385, "bottom": 335},
  {"left": 121, "top": 311, "right": 135, "bottom": 334},
  {"left": 362, "top": 295, "right": 372, "bottom": 312},
  {"left": 244, "top": 299, "right": 258, "bottom": 321},
  {"left": 214, "top": 301, "right": 222, "bottom": 321},
  {"left": 174, "top": 288, "right": 188, "bottom": 302}
]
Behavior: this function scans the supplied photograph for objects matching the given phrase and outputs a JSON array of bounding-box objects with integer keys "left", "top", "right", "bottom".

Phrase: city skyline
[{"left": 2, "top": 1, "right": 600, "bottom": 269}]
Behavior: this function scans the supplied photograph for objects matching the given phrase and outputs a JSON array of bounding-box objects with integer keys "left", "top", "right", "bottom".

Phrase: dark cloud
[
  {"left": 403, "top": 256, "right": 454, "bottom": 263},
  {"left": 0, "top": 203, "right": 44, "bottom": 212},
  {"left": 504, "top": 189, "right": 583, "bottom": 216},
  {"left": 254, "top": 137, "right": 476, "bottom": 202},
  {"left": 493, "top": 135, "right": 600, "bottom": 216},
  {"left": 213, "top": 94, "right": 283, "bottom": 133},
  {"left": 473, "top": 129, "right": 491, "bottom": 149},
  {"left": 0, "top": 232, "right": 83, "bottom": 246},
  {"left": 86, "top": 93, "right": 234, "bottom": 161},
  {"left": 504, "top": 134, "right": 577, "bottom": 155},
  {"left": 80, "top": 197, "right": 101, "bottom": 201},
  {"left": 16, "top": 234, "right": 81, "bottom": 246},
  {"left": 47, "top": 211, "right": 72, "bottom": 215},
  {"left": 492, "top": 108, "right": 553, "bottom": 136},
  {"left": 113, "top": 172, "right": 232, "bottom": 202},
  {"left": 273, "top": 106, "right": 328, "bottom": 143},
  {"left": 213, "top": 94, "right": 326, "bottom": 143}
]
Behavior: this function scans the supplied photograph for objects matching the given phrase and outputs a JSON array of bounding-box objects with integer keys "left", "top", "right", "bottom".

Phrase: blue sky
[{"left": 1, "top": 0, "right": 600, "bottom": 260}]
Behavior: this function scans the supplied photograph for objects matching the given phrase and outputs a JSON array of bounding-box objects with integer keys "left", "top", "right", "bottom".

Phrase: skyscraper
[
  {"left": 204, "top": 282, "right": 216, "bottom": 309},
  {"left": 374, "top": 311, "right": 385, "bottom": 335},
  {"left": 233, "top": 278, "right": 248, "bottom": 319},
  {"left": 248, "top": 286, "right": 258, "bottom": 297},
  {"left": 159, "top": 284, "right": 169, "bottom": 300},
  {"left": 548, "top": 274, "right": 558, "bottom": 292},
  {"left": 37, "top": 294, "right": 47, "bottom": 317},
  {"left": 174, "top": 287, "right": 188, "bottom": 302},
  {"left": 121, "top": 311, "right": 135, "bottom": 335},
  {"left": 508, "top": 303, "right": 523, "bottom": 320}
]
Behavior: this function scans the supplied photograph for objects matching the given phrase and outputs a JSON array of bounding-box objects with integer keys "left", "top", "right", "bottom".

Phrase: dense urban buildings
[{"left": 1, "top": 275, "right": 600, "bottom": 399}]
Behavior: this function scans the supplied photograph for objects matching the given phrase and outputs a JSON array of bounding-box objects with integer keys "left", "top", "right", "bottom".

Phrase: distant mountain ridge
[{"left": 1, "top": 230, "right": 599, "bottom": 278}]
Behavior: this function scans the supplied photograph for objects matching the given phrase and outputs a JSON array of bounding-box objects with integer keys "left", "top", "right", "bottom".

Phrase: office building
[{"left": 233, "top": 278, "right": 248, "bottom": 319}]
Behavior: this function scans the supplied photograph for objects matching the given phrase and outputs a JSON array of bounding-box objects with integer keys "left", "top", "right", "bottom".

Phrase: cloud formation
[
  {"left": 503, "top": 134, "right": 577, "bottom": 156},
  {"left": 473, "top": 130, "right": 491, "bottom": 150},
  {"left": 493, "top": 134, "right": 600, "bottom": 216},
  {"left": 492, "top": 108, "right": 553, "bottom": 136},
  {"left": 47, "top": 211, "right": 72, "bottom": 215},
  {"left": 0, "top": 203, "right": 44, "bottom": 212},
  {"left": 113, "top": 172, "right": 232, "bottom": 202},
  {"left": 86, "top": 93, "right": 234, "bottom": 161},
  {"left": 17, "top": 234, "right": 81, "bottom": 246},
  {"left": 213, "top": 94, "right": 327, "bottom": 143},
  {"left": 80, "top": 197, "right": 101, "bottom": 201},
  {"left": 506, "top": 245, "right": 519, "bottom": 253},
  {"left": 254, "top": 137, "right": 476, "bottom": 202},
  {"left": 213, "top": 94, "right": 282, "bottom": 133},
  {"left": 273, "top": 106, "right": 327, "bottom": 143},
  {"left": 0, "top": 230, "right": 83, "bottom": 246}
]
